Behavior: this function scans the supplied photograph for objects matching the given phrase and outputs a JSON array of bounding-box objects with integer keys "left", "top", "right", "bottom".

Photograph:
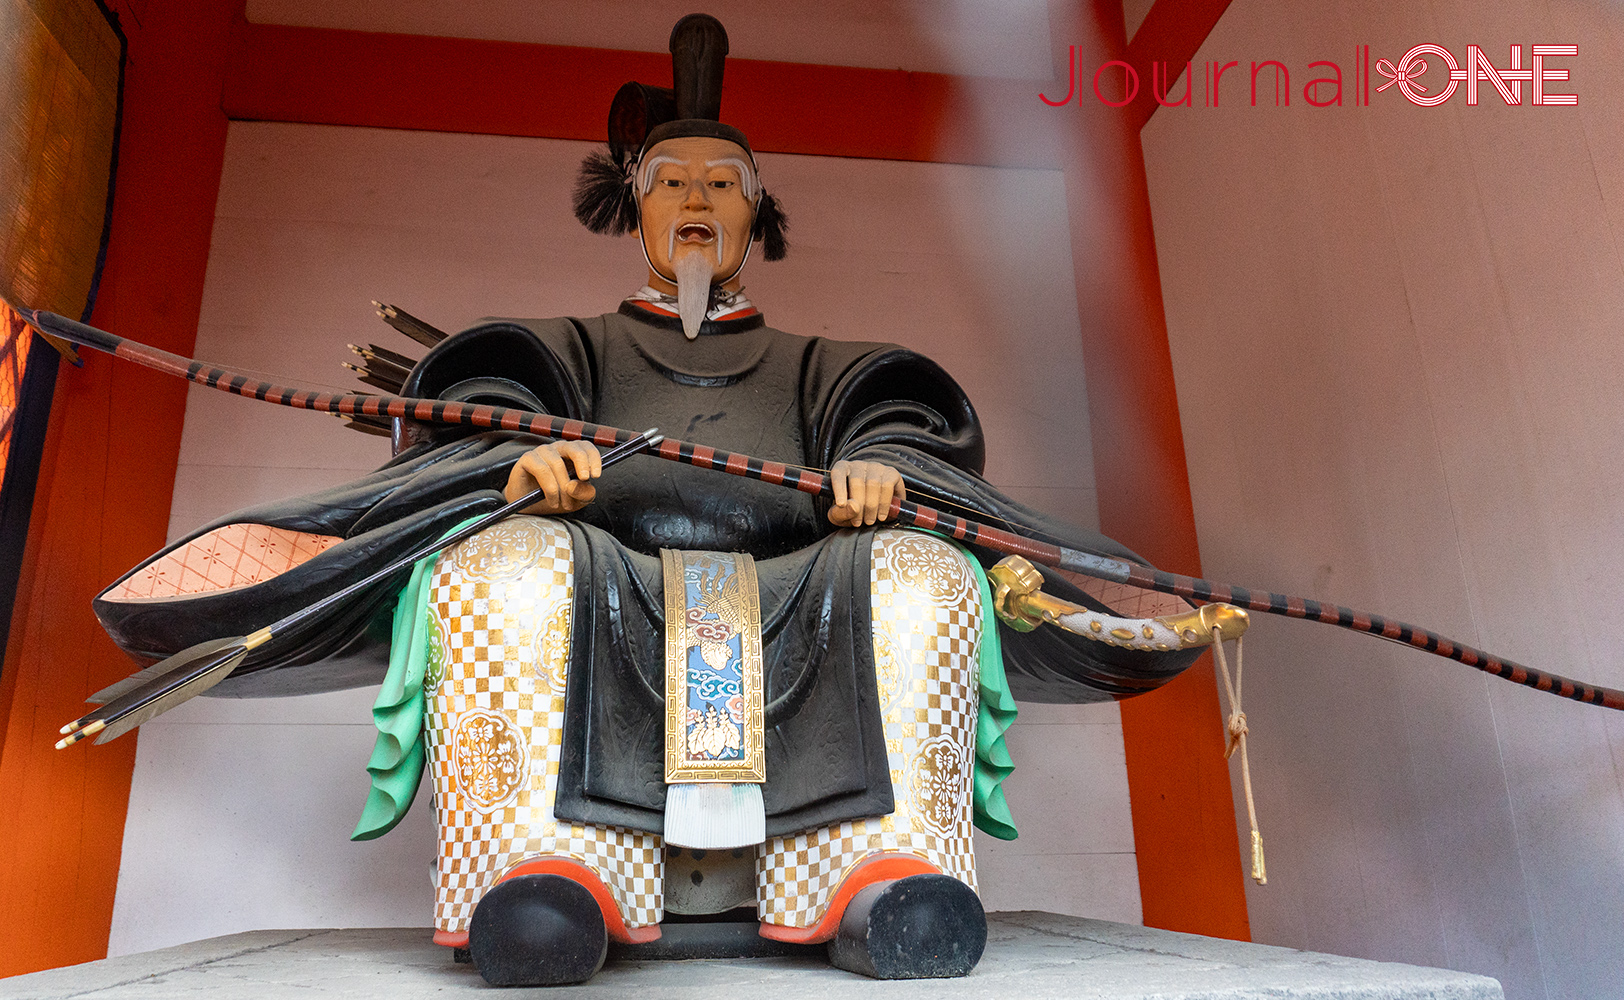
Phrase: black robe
[{"left": 93, "top": 305, "right": 1201, "bottom": 836}]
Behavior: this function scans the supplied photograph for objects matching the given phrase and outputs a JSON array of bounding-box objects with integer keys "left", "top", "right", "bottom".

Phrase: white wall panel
[{"left": 1142, "top": 2, "right": 1624, "bottom": 998}]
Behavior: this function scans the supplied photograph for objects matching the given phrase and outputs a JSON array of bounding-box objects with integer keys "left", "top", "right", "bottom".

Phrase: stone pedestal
[{"left": 1, "top": 912, "right": 1503, "bottom": 999}]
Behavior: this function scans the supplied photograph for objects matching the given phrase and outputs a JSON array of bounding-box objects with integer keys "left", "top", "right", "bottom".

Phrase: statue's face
[{"left": 637, "top": 136, "right": 756, "bottom": 289}]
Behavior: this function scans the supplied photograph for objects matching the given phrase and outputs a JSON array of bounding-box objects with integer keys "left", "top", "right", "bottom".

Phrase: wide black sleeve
[
  {"left": 91, "top": 431, "right": 544, "bottom": 696},
  {"left": 92, "top": 318, "right": 603, "bottom": 696},
  {"left": 803, "top": 344, "right": 1201, "bottom": 704},
  {"left": 92, "top": 318, "right": 597, "bottom": 698},
  {"left": 809, "top": 345, "right": 985, "bottom": 475}
]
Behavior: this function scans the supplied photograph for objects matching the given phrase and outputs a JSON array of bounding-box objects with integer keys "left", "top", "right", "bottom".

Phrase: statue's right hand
[{"left": 505, "top": 440, "right": 602, "bottom": 515}]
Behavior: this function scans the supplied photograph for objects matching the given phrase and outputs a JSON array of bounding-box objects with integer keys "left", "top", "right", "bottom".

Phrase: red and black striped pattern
[
  {"left": 1126, "top": 565, "right": 1624, "bottom": 711},
  {"left": 102, "top": 325, "right": 1079, "bottom": 572},
  {"left": 35, "top": 310, "right": 1624, "bottom": 714}
]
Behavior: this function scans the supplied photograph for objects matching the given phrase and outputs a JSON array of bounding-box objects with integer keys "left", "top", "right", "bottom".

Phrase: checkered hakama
[
  {"left": 756, "top": 529, "right": 982, "bottom": 928},
  {"left": 423, "top": 523, "right": 981, "bottom": 934},
  {"left": 425, "top": 517, "right": 663, "bottom": 934}
]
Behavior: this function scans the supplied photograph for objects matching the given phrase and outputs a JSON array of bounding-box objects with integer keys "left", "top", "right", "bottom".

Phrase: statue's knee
[
  {"left": 871, "top": 530, "right": 980, "bottom": 612},
  {"left": 431, "top": 515, "right": 576, "bottom": 688},
  {"left": 441, "top": 515, "right": 574, "bottom": 585},
  {"left": 870, "top": 530, "right": 982, "bottom": 694}
]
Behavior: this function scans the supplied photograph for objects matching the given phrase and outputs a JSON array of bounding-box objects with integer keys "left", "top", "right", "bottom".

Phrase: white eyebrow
[
  {"left": 706, "top": 158, "right": 759, "bottom": 199},
  {"left": 638, "top": 155, "right": 685, "bottom": 195},
  {"left": 638, "top": 154, "right": 761, "bottom": 200}
]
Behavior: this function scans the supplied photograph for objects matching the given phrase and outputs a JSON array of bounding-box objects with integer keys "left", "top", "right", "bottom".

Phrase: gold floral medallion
[
  {"left": 888, "top": 534, "right": 973, "bottom": 605},
  {"left": 452, "top": 709, "right": 527, "bottom": 812},
  {"left": 909, "top": 734, "right": 969, "bottom": 837},
  {"left": 538, "top": 604, "right": 571, "bottom": 694},
  {"left": 448, "top": 519, "right": 555, "bottom": 582},
  {"left": 871, "top": 624, "right": 907, "bottom": 716}
]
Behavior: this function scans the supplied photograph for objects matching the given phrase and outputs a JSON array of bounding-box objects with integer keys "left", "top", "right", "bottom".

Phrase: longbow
[{"left": 22, "top": 308, "right": 1624, "bottom": 713}]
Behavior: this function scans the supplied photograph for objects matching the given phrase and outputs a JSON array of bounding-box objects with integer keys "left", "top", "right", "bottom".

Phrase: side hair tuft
[
  {"left": 752, "top": 190, "right": 789, "bottom": 261},
  {"left": 572, "top": 147, "right": 639, "bottom": 236}
]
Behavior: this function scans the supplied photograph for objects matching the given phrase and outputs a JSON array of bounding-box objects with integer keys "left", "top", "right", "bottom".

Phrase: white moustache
[{"left": 666, "top": 221, "right": 724, "bottom": 265}]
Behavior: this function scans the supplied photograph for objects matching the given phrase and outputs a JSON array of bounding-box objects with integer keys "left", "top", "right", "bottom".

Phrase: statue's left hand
[{"left": 827, "top": 460, "right": 906, "bottom": 527}]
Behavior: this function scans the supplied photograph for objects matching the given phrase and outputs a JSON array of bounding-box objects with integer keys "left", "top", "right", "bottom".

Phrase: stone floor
[{"left": 2, "top": 912, "right": 1503, "bottom": 999}]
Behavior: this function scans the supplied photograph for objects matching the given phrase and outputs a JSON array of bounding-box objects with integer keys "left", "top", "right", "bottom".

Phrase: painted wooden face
[{"left": 636, "top": 136, "right": 757, "bottom": 287}]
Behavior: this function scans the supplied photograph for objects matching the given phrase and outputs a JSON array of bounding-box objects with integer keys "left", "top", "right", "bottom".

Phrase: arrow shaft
[{"left": 265, "top": 428, "right": 661, "bottom": 639}]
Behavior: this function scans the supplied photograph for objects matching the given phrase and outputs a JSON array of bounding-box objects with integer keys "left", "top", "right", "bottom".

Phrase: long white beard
[
  {"left": 674, "top": 251, "right": 715, "bottom": 340},
  {"left": 668, "top": 218, "right": 728, "bottom": 341}
]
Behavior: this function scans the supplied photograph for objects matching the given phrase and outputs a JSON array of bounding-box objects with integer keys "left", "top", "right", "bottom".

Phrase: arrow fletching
[
  {"left": 56, "top": 628, "right": 271, "bottom": 748},
  {"left": 84, "top": 635, "right": 246, "bottom": 705}
]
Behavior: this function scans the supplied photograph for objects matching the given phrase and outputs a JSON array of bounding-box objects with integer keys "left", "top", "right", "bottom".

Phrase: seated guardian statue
[{"left": 88, "top": 13, "right": 1206, "bottom": 986}]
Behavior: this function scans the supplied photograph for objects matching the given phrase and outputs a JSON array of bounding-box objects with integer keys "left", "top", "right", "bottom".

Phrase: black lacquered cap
[{"left": 606, "top": 14, "right": 750, "bottom": 159}]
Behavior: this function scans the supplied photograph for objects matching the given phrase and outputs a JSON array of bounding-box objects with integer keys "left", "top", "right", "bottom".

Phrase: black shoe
[
  {"left": 826, "top": 873, "right": 987, "bottom": 979},
  {"left": 468, "top": 873, "right": 609, "bottom": 986}
]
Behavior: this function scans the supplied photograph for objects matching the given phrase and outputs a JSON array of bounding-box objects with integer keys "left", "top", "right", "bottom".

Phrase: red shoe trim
[
  {"left": 496, "top": 857, "right": 662, "bottom": 944},
  {"left": 621, "top": 924, "right": 663, "bottom": 944},
  {"left": 757, "top": 854, "right": 939, "bottom": 945},
  {"left": 433, "top": 929, "right": 468, "bottom": 948}
]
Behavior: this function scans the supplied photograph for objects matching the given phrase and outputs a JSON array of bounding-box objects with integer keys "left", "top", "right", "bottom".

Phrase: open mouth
[{"left": 675, "top": 222, "right": 716, "bottom": 245}]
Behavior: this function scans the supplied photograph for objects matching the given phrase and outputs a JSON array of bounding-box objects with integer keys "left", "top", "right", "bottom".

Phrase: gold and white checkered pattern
[
  {"left": 756, "top": 530, "right": 982, "bottom": 928},
  {"left": 425, "top": 516, "right": 663, "bottom": 933}
]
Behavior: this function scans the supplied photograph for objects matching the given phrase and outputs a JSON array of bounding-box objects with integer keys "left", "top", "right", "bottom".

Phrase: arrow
[{"left": 55, "top": 428, "right": 662, "bottom": 748}]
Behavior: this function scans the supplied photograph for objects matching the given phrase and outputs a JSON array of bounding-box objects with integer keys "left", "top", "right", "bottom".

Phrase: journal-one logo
[{"left": 1041, "top": 44, "right": 1578, "bottom": 109}]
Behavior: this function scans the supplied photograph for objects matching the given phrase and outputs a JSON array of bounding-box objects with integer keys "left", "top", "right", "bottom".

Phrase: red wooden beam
[
  {"left": 1055, "top": 0, "right": 1249, "bottom": 939},
  {"left": 222, "top": 18, "right": 1060, "bottom": 168},
  {"left": 1125, "top": 0, "right": 1236, "bottom": 130}
]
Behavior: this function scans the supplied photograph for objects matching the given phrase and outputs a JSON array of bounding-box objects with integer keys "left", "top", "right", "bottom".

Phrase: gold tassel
[{"left": 1214, "top": 627, "right": 1267, "bottom": 886}]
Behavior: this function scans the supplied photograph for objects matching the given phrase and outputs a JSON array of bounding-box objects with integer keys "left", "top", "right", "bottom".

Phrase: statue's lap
[{"left": 423, "top": 516, "right": 983, "bottom": 938}]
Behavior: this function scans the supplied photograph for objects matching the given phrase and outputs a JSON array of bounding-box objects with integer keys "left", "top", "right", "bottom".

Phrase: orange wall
[{"left": 0, "top": 0, "right": 236, "bottom": 977}]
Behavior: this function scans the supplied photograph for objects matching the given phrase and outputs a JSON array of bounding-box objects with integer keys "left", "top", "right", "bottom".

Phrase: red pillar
[
  {"left": 0, "top": 0, "right": 236, "bottom": 975},
  {"left": 1056, "top": 0, "right": 1249, "bottom": 939}
]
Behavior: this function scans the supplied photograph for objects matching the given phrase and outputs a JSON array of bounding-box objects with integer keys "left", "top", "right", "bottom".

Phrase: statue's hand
[
  {"left": 827, "top": 460, "right": 906, "bottom": 527},
  {"left": 505, "top": 440, "right": 602, "bottom": 515}
]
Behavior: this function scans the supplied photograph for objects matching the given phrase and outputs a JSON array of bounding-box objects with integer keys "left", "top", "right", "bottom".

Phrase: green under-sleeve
[
  {"left": 954, "top": 540, "right": 1020, "bottom": 840},
  {"left": 351, "top": 519, "right": 480, "bottom": 841}
]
